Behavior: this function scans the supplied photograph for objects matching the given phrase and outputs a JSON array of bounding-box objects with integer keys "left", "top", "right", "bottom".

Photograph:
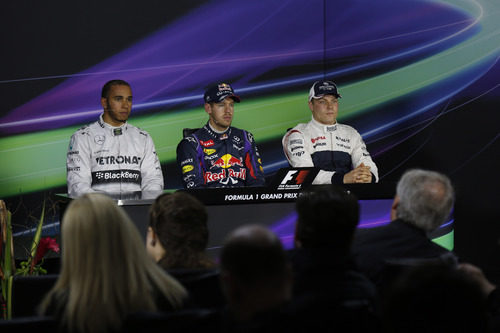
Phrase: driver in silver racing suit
[{"left": 66, "top": 80, "right": 164, "bottom": 198}]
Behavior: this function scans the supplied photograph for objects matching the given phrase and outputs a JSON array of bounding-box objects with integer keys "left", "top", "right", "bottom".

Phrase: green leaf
[
  {"left": 6, "top": 276, "right": 12, "bottom": 319},
  {"left": 3, "top": 210, "right": 13, "bottom": 279},
  {"left": 28, "top": 200, "right": 46, "bottom": 272},
  {"left": 1, "top": 209, "right": 13, "bottom": 319}
]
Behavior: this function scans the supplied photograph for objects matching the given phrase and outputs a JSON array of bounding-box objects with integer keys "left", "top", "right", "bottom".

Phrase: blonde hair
[{"left": 39, "top": 193, "right": 187, "bottom": 333}]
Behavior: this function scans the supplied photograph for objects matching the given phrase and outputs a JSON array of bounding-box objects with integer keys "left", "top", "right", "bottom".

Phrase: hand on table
[{"left": 343, "top": 163, "right": 372, "bottom": 184}]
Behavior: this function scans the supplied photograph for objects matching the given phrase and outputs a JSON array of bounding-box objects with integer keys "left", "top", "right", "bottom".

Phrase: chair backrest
[
  {"left": 123, "top": 308, "right": 220, "bottom": 332},
  {"left": 379, "top": 254, "right": 458, "bottom": 295},
  {"left": 11, "top": 274, "right": 58, "bottom": 317},
  {"left": 0, "top": 316, "right": 57, "bottom": 331},
  {"left": 183, "top": 128, "right": 200, "bottom": 138},
  {"left": 168, "top": 268, "right": 225, "bottom": 309}
]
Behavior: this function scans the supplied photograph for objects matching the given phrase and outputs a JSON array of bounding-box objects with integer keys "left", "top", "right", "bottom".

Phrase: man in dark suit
[
  {"left": 352, "top": 168, "right": 457, "bottom": 291},
  {"left": 288, "top": 184, "right": 380, "bottom": 332}
]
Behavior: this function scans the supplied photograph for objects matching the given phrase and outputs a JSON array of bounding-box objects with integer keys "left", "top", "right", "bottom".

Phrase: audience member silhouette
[
  {"left": 148, "top": 192, "right": 214, "bottom": 270},
  {"left": 38, "top": 193, "right": 187, "bottom": 333},
  {"left": 458, "top": 262, "right": 500, "bottom": 332},
  {"left": 352, "top": 168, "right": 457, "bottom": 292},
  {"left": 381, "top": 262, "right": 489, "bottom": 333},
  {"left": 289, "top": 184, "right": 379, "bottom": 332},
  {"left": 147, "top": 191, "right": 224, "bottom": 308},
  {"left": 218, "top": 224, "right": 293, "bottom": 332}
]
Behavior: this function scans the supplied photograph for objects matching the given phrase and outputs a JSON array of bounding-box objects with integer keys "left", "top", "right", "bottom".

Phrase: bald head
[{"left": 225, "top": 224, "right": 279, "bottom": 247}]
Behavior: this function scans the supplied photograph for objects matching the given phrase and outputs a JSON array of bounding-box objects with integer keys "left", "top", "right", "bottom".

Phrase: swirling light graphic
[{"left": 1, "top": 0, "right": 499, "bottom": 197}]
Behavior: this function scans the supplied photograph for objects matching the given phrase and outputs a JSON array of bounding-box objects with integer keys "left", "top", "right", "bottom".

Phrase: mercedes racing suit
[
  {"left": 282, "top": 117, "right": 378, "bottom": 184},
  {"left": 66, "top": 115, "right": 164, "bottom": 198},
  {"left": 176, "top": 123, "right": 266, "bottom": 188}
]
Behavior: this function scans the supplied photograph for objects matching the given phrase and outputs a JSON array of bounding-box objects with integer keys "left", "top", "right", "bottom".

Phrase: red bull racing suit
[
  {"left": 176, "top": 124, "right": 266, "bottom": 188},
  {"left": 282, "top": 118, "right": 378, "bottom": 184},
  {"left": 66, "top": 115, "right": 164, "bottom": 198}
]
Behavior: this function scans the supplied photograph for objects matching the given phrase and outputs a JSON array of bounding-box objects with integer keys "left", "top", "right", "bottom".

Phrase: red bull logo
[
  {"left": 205, "top": 169, "right": 226, "bottom": 183},
  {"left": 210, "top": 154, "right": 243, "bottom": 169},
  {"left": 204, "top": 168, "right": 246, "bottom": 183}
]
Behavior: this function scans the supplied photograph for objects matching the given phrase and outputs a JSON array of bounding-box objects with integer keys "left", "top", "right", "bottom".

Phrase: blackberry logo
[{"left": 92, "top": 169, "right": 141, "bottom": 185}]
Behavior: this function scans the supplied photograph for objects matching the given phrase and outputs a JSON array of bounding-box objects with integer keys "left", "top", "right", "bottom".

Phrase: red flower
[{"left": 33, "top": 237, "right": 60, "bottom": 266}]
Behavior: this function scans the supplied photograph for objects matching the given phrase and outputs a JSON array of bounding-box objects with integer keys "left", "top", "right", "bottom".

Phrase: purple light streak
[{"left": 1, "top": 0, "right": 475, "bottom": 136}]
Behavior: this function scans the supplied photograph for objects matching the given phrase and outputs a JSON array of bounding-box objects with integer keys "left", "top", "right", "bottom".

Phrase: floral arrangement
[
  {"left": 0, "top": 199, "right": 60, "bottom": 319},
  {"left": 16, "top": 237, "right": 60, "bottom": 276}
]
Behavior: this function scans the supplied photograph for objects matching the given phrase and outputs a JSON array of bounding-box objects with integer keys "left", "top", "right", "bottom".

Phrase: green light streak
[{"left": 339, "top": 0, "right": 499, "bottom": 116}]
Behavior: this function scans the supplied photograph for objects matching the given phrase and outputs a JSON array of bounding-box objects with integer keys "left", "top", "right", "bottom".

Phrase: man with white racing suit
[
  {"left": 176, "top": 83, "right": 265, "bottom": 189},
  {"left": 66, "top": 79, "right": 164, "bottom": 198},
  {"left": 282, "top": 80, "right": 378, "bottom": 184}
]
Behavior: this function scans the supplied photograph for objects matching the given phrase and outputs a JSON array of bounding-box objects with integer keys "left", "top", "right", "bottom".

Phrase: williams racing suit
[
  {"left": 176, "top": 123, "right": 266, "bottom": 188},
  {"left": 282, "top": 117, "right": 378, "bottom": 184},
  {"left": 66, "top": 115, "right": 164, "bottom": 198}
]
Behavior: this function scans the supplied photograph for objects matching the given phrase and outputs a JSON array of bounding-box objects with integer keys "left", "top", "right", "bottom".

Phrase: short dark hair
[
  {"left": 101, "top": 79, "right": 131, "bottom": 99},
  {"left": 221, "top": 225, "right": 289, "bottom": 287},
  {"left": 149, "top": 192, "right": 212, "bottom": 269},
  {"left": 295, "top": 185, "right": 359, "bottom": 250}
]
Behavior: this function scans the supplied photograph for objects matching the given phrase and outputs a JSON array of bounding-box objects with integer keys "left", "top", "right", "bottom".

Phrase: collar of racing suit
[
  {"left": 310, "top": 116, "right": 338, "bottom": 133},
  {"left": 98, "top": 114, "right": 128, "bottom": 136},
  {"left": 204, "top": 122, "right": 232, "bottom": 141}
]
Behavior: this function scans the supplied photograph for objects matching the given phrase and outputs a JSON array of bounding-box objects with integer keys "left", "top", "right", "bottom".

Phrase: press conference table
[{"left": 55, "top": 182, "right": 397, "bottom": 258}]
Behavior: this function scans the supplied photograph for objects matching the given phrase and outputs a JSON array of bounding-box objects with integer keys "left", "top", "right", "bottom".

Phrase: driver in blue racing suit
[
  {"left": 282, "top": 80, "right": 378, "bottom": 184},
  {"left": 176, "top": 83, "right": 265, "bottom": 189}
]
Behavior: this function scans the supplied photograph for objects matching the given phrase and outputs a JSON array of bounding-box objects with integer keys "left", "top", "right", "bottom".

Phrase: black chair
[
  {"left": 168, "top": 268, "right": 225, "bottom": 309},
  {"left": 182, "top": 128, "right": 200, "bottom": 138},
  {"left": 123, "top": 308, "right": 220, "bottom": 333},
  {"left": 0, "top": 316, "right": 57, "bottom": 332},
  {"left": 11, "top": 274, "right": 58, "bottom": 317},
  {"left": 379, "top": 253, "right": 458, "bottom": 297}
]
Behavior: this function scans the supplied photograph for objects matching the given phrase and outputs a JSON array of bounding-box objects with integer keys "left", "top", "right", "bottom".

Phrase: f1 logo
[
  {"left": 281, "top": 170, "right": 297, "bottom": 184},
  {"left": 280, "top": 170, "right": 309, "bottom": 185}
]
